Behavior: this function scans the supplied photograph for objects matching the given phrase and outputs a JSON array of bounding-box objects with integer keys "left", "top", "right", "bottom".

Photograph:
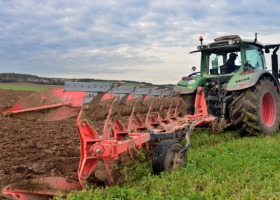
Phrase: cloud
[{"left": 0, "top": 0, "right": 280, "bottom": 84}]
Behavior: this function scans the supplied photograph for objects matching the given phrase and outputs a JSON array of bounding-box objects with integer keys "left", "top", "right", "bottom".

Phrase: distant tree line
[
  {"left": 0, "top": 73, "right": 65, "bottom": 85},
  {"left": 0, "top": 73, "right": 175, "bottom": 89}
]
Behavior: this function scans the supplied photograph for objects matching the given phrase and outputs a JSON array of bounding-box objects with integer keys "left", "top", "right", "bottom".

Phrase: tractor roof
[{"left": 190, "top": 35, "right": 264, "bottom": 54}]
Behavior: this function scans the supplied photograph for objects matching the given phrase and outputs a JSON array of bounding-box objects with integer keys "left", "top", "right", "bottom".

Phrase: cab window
[
  {"left": 205, "top": 51, "right": 241, "bottom": 74},
  {"left": 205, "top": 53, "right": 224, "bottom": 74},
  {"left": 245, "top": 45, "right": 265, "bottom": 69}
]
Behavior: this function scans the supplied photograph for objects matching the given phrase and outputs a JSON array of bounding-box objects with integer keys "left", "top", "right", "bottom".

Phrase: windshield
[{"left": 244, "top": 45, "right": 265, "bottom": 70}]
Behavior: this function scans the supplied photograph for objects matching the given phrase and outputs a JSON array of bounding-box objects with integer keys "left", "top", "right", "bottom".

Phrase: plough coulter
[{"left": 2, "top": 34, "right": 280, "bottom": 199}]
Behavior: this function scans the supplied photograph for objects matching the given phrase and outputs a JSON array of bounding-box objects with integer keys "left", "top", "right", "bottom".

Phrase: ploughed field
[{"left": 0, "top": 89, "right": 80, "bottom": 199}]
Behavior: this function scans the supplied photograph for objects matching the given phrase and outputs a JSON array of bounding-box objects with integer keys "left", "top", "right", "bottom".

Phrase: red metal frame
[
  {"left": 76, "top": 86, "right": 216, "bottom": 187},
  {"left": 2, "top": 177, "right": 81, "bottom": 200},
  {"left": 2, "top": 88, "right": 85, "bottom": 121}
]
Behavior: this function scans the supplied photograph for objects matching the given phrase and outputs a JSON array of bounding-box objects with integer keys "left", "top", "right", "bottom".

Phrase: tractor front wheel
[
  {"left": 152, "top": 139, "right": 186, "bottom": 174},
  {"left": 231, "top": 77, "right": 279, "bottom": 135}
]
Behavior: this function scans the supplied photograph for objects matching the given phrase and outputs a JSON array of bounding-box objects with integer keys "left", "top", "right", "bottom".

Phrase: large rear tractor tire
[
  {"left": 152, "top": 139, "right": 186, "bottom": 175},
  {"left": 231, "top": 77, "right": 279, "bottom": 135}
]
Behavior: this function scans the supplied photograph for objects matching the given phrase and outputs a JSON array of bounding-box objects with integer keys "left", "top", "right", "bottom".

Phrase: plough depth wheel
[{"left": 152, "top": 139, "right": 186, "bottom": 175}]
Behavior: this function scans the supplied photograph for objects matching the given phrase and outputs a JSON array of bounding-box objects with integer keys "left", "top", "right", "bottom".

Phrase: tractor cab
[
  {"left": 203, "top": 44, "right": 266, "bottom": 75},
  {"left": 195, "top": 35, "right": 266, "bottom": 76}
]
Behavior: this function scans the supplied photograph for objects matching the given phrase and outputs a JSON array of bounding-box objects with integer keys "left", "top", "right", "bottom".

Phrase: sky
[{"left": 1, "top": 0, "right": 280, "bottom": 84}]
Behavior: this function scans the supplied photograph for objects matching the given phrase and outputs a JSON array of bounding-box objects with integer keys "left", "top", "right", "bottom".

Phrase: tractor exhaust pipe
[
  {"left": 254, "top": 32, "right": 258, "bottom": 43},
  {"left": 272, "top": 46, "right": 279, "bottom": 78}
]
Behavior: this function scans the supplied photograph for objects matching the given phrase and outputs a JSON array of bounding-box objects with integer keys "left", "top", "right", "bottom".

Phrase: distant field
[{"left": 0, "top": 83, "right": 61, "bottom": 91}]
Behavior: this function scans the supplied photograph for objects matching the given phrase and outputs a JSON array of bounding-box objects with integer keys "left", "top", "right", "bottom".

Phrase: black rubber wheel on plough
[
  {"left": 231, "top": 77, "right": 280, "bottom": 136},
  {"left": 152, "top": 139, "right": 186, "bottom": 175}
]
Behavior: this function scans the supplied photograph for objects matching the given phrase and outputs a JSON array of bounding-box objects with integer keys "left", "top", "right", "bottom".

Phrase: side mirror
[{"left": 191, "top": 66, "right": 196, "bottom": 72}]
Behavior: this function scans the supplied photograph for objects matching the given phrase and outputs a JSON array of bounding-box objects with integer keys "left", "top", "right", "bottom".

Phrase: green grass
[
  {"left": 54, "top": 131, "right": 280, "bottom": 200},
  {"left": 0, "top": 83, "right": 53, "bottom": 91}
]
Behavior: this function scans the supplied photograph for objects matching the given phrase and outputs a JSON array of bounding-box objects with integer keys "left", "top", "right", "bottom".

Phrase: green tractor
[{"left": 175, "top": 34, "right": 280, "bottom": 135}]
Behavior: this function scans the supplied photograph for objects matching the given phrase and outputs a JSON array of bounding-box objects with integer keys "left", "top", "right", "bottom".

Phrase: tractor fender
[{"left": 226, "top": 70, "right": 279, "bottom": 92}]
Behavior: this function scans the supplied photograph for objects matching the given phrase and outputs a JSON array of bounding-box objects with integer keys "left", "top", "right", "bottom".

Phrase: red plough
[
  {"left": 2, "top": 87, "right": 85, "bottom": 121},
  {"left": 2, "top": 82, "right": 217, "bottom": 199}
]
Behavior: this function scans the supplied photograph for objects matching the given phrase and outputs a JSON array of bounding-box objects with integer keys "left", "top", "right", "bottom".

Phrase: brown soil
[{"left": 0, "top": 89, "right": 80, "bottom": 199}]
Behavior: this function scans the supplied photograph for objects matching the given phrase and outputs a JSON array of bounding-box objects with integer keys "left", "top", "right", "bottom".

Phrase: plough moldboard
[{"left": 2, "top": 82, "right": 217, "bottom": 199}]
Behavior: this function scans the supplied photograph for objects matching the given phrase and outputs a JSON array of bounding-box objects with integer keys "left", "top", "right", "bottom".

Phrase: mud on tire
[{"left": 231, "top": 77, "right": 280, "bottom": 135}]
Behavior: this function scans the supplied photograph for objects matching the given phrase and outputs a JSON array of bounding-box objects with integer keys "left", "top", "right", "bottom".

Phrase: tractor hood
[{"left": 175, "top": 76, "right": 206, "bottom": 94}]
